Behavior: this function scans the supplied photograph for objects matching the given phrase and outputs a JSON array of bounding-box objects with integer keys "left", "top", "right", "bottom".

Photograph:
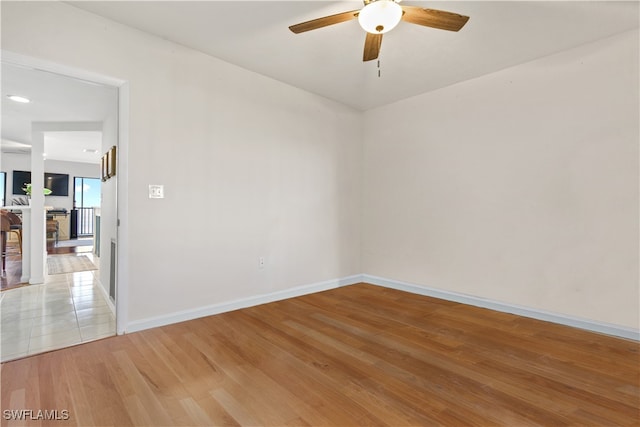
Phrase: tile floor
[{"left": 0, "top": 254, "right": 115, "bottom": 362}]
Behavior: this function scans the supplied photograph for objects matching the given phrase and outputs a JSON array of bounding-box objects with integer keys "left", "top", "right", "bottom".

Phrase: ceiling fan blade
[
  {"left": 401, "top": 6, "right": 469, "bottom": 32},
  {"left": 289, "top": 10, "right": 360, "bottom": 34},
  {"left": 363, "top": 32, "right": 383, "bottom": 62}
]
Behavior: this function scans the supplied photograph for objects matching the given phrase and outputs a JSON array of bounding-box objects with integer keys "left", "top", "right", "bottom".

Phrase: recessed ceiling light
[
  {"left": 83, "top": 148, "right": 98, "bottom": 154},
  {"left": 7, "top": 95, "right": 30, "bottom": 103}
]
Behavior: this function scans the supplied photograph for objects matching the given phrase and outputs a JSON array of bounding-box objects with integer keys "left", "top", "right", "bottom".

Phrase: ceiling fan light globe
[{"left": 358, "top": 0, "right": 402, "bottom": 34}]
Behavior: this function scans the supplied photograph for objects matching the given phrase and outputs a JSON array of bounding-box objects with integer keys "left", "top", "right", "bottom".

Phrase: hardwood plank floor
[{"left": 1, "top": 283, "right": 638, "bottom": 426}]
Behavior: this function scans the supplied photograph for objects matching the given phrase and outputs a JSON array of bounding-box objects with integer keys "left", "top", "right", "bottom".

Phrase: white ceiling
[
  {"left": 44, "top": 131, "right": 103, "bottom": 164},
  {"left": 1, "top": 62, "right": 117, "bottom": 163},
  {"left": 2, "top": 1, "right": 638, "bottom": 163},
  {"left": 67, "top": 0, "right": 639, "bottom": 111}
]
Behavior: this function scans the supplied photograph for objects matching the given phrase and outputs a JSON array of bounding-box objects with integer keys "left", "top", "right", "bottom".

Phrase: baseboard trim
[
  {"left": 126, "top": 274, "right": 363, "bottom": 333},
  {"left": 363, "top": 274, "right": 640, "bottom": 341},
  {"left": 95, "top": 278, "right": 116, "bottom": 316},
  {"left": 125, "top": 273, "right": 638, "bottom": 341}
]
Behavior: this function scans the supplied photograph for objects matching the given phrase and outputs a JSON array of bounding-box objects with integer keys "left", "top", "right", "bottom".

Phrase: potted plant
[{"left": 22, "top": 184, "right": 52, "bottom": 204}]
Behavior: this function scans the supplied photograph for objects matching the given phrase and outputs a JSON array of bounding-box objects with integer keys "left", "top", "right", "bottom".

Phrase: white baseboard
[
  {"left": 124, "top": 273, "right": 638, "bottom": 341},
  {"left": 126, "top": 274, "right": 363, "bottom": 333},
  {"left": 94, "top": 276, "right": 116, "bottom": 316},
  {"left": 363, "top": 274, "right": 640, "bottom": 341}
]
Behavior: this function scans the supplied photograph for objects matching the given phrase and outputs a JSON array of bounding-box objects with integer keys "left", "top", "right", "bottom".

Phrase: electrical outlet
[{"left": 259, "top": 256, "right": 265, "bottom": 269}]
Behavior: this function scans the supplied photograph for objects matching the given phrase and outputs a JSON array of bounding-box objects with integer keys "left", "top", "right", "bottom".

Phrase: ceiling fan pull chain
[{"left": 378, "top": 60, "right": 381, "bottom": 78}]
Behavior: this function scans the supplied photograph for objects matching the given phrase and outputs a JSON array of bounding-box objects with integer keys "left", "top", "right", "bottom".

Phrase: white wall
[
  {"left": 1, "top": 1, "right": 362, "bottom": 325},
  {"left": 363, "top": 30, "right": 639, "bottom": 329},
  {"left": 3, "top": 1, "right": 636, "bottom": 333},
  {"left": 98, "top": 100, "right": 119, "bottom": 301}
]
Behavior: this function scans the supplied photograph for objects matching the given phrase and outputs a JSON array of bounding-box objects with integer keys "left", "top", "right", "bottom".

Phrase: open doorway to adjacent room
[{"left": 0, "top": 59, "right": 120, "bottom": 361}]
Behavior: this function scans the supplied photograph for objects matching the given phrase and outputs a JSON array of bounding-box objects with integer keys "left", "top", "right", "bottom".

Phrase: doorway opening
[{"left": 0, "top": 56, "right": 124, "bottom": 362}]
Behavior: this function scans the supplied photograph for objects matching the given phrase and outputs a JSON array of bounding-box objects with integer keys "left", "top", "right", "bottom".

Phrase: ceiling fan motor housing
[{"left": 358, "top": 0, "right": 403, "bottom": 34}]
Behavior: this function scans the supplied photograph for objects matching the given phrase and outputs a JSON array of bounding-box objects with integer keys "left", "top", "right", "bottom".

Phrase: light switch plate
[{"left": 149, "top": 185, "right": 164, "bottom": 199}]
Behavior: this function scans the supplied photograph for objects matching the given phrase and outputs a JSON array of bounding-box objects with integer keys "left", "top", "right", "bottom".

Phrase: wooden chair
[
  {"left": 47, "top": 219, "right": 59, "bottom": 246},
  {"left": 1, "top": 210, "right": 22, "bottom": 253}
]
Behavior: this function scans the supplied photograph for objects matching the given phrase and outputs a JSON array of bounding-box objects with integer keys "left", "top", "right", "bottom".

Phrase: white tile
[
  {"left": 1, "top": 299, "right": 43, "bottom": 312},
  {"left": 69, "top": 281, "right": 97, "bottom": 289},
  {"left": 71, "top": 287, "right": 98, "bottom": 297},
  {"left": 1, "top": 264, "right": 109, "bottom": 359},
  {"left": 44, "top": 297, "right": 75, "bottom": 307},
  {"left": 1, "top": 337, "right": 30, "bottom": 359},
  {"left": 72, "top": 293, "right": 105, "bottom": 303},
  {"left": 42, "top": 299, "right": 75, "bottom": 310},
  {"left": 1, "top": 289, "right": 39, "bottom": 298},
  {"left": 69, "top": 282, "right": 96, "bottom": 290},
  {"left": 40, "top": 296, "right": 73, "bottom": 306},
  {"left": 44, "top": 280, "right": 70, "bottom": 288},
  {"left": 78, "top": 312, "right": 114, "bottom": 328},
  {"left": 1, "top": 327, "right": 32, "bottom": 344},
  {"left": 1, "top": 317, "right": 35, "bottom": 333},
  {"left": 29, "top": 304, "right": 76, "bottom": 319},
  {"left": 1, "top": 294, "right": 39, "bottom": 306},
  {"left": 81, "top": 331, "right": 114, "bottom": 343},
  {"left": 2, "top": 306, "right": 42, "bottom": 320},
  {"left": 42, "top": 291, "right": 72, "bottom": 298},
  {"left": 40, "top": 297, "right": 75, "bottom": 307},
  {"left": 42, "top": 288, "right": 71, "bottom": 297},
  {"left": 44, "top": 275, "right": 69, "bottom": 285},
  {"left": 1, "top": 350, "right": 28, "bottom": 362},
  {"left": 76, "top": 305, "right": 113, "bottom": 319},
  {"left": 28, "top": 341, "right": 80, "bottom": 355},
  {"left": 80, "top": 322, "right": 115, "bottom": 341},
  {"left": 70, "top": 272, "right": 96, "bottom": 282},
  {"left": 30, "top": 318, "right": 79, "bottom": 338},
  {"left": 28, "top": 329, "right": 81, "bottom": 354},
  {"left": 2, "top": 286, "right": 41, "bottom": 295},
  {"left": 43, "top": 281, "right": 70, "bottom": 288},
  {"left": 2, "top": 285, "right": 43, "bottom": 298},
  {"left": 68, "top": 273, "right": 97, "bottom": 282},
  {"left": 32, "top": 311, "right": 78, "bottom": 327},
  {"left": 74, "top": 299, "right": 107, "bottom": 311}
]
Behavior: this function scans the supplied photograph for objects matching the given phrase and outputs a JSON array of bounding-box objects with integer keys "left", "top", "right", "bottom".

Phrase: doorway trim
[{"left": 2, "top": 50, "right": 130, "bottom": 335}]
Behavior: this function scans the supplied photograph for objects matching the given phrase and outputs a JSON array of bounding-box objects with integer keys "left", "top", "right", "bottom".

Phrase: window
[
  {"left": 74, "top": 177, "right": 101, "bottom": 236},
  {"left": 74, "top": 177, "right": 101, "bottom": 208}
]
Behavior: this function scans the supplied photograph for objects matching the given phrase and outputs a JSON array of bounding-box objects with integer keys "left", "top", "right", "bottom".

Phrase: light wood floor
[{"left": 1, "top": 283, "right": 638, "bottom": 426}]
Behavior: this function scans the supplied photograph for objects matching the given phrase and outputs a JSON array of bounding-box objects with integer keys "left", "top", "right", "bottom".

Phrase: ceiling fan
[{"left": 289, "top": 0, "right": 469, "bottom": 62}]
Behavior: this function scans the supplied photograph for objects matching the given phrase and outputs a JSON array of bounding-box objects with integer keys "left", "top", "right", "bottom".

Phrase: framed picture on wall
[{"left": 107, "top": 146, "right": 116, "bottom": 178}]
